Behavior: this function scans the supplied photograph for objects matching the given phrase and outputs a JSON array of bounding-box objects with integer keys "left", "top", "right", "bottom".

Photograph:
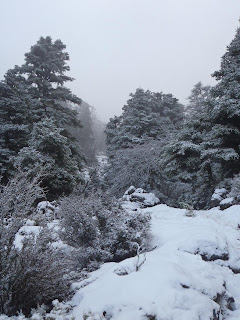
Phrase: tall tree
[
  {"left": 185, "top": 81, "right": 211, "bottom": 118},
  {"left": 201, "top": 27, "right": 240, "bottom": 182},
  {"left": 106, "top": 88, "right": 184, "bottom": 153},
  {"left": 12, "top": 36, "right": 81, "bottom": 126},
  {"left": 163, "top": 26, "right": 240, "bottom": 207},
  {"left": 0, "top": 36, "right": 83, "bottom": 196}
]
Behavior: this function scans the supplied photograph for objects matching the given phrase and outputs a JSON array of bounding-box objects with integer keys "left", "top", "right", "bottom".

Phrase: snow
[
  {"left": 123, "top": 187, "right": 160, "bottom": 207},
  {"left": 211, "top": 193, "right": 223, "bottom": 201},
  {"left": 68, "top": 204, "right": 240, "bottom": 320},
  {"left": 215, "top": 188, "right": 227, "bottom": 195},
  {"left": 220, "top": 197, "right": 234, "bottom": 205},
  {"left": 3, "top": 196, "right": 240, "bottom": 319},
  {"left": 14, "top": 225, "right": 41, "bottom": 250},
  {"left": 211, "top": 188, "right": 227, "bottom": 201},
  {"left": 36, "top": 201, "right": 55, "bottom": 215}
]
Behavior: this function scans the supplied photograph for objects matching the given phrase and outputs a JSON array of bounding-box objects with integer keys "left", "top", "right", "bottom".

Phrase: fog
[{"left": 1, "top": 0, "right": 239, "bottom": 121}]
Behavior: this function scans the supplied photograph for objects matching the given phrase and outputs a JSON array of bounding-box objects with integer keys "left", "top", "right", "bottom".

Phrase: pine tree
[
  {"left": 0, "top": 70, "right": 34, "bottom": 182},
  {"left": 0, "top": 36, "right": 83, "bottom": 195},
  {"left": 201, "top": 27, "right": 240, "bottom": 182},
  {"left": 162, "top": 82, "right": 215, "bottom": 208},
  {"left": 106, "top": 88, "right": 184, "bottom": 153},
  {"left": 14, "top": 118, "right": 83, "bottom": 198},
  {"left": 163, "top": 26, "right": 240, "bottom": 206},
  {"left": 11, "top": 36, "right": 81, "bottom": 126},
  {"left": 185, "top": 81, "right": 211, "bottom": 118}
]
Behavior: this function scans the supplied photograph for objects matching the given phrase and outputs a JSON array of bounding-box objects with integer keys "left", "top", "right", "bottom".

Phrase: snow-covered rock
[
  {"left": 123, "top": 186, "right": 160, "bottom": 208},
  {"left": 220, "top": 197, "right": 234, "bottom": 210},
  {"left": 210, "top": 188, "right": 228, "bottom": 208},
  {"left": 124, "top": 185, "right": 136, "bottom": 195},
  {"left": 36, "top": 201, "right": 56, "bottom": 215}
]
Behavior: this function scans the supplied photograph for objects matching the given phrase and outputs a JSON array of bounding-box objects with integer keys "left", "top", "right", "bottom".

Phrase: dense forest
[{"left": 1, "top": 26, "right": 240, "bottom": 319}]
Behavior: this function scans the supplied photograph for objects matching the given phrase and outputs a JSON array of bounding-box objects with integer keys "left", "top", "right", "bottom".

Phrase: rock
[
  {"left": 25, "top": 219, "right": 36, "bottom": 226},
  {"left": 124, "top": 186, "right": 136, "bottom": 195},
  {"left": 36, "top": 201, "right": 56, "bottom": 215},
  {"left": 210, "top": 188, "right": 228, "bottom": 208},
  {"left": 123, "top": 187, "right": 160, "bottom": 208},
  {"left": 135, "top": 188, "right": 147, "bottom": 194},
  {"left": 220, "top": 197, "right": 234, "bottom": 210},
  {"left": 129, "top": 191, "right": 160, "bottom": 207},
  {"left": 210, "top": 198, "right": 222, "bottom": 208}
]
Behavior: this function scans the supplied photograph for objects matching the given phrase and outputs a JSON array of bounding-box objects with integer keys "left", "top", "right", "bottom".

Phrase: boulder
[
  {"left": 123, "top": 186, "right": 160, "bottom": 208},
  {"left": 220, "top": 197, "right": 234, "bottom": 210},
  {"left": 210, "top": 188, "right": 227, "bottom": 208},
  {"left": 36, "top": 201, "right": 56, "bottom": 215},
  {"left": 124, "top": 186, "right": 136, "bottom": 195}
]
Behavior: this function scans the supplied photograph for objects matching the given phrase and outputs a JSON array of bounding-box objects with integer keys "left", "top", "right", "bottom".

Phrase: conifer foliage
[
  {"left": 0, "top": 36, "right": 83, "bottom": 196},
  {"left": 105, "top": 27, "right": 240, "bottom": 208},
  {"left": 106, "top": 88, "right": 184, "bottom": 153},
  {"left": 205, "top": 27, "right": 240, "bottom": 179}
]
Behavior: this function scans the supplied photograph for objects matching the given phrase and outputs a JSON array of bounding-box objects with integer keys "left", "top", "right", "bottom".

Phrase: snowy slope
[{"left": 69, "top": 204, "right": 240, "bottom": 320}]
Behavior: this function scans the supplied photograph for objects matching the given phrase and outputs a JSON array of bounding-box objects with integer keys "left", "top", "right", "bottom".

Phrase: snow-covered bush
[
  {"left": 0, "top": 172, "right": 74, "bottom": 317},
  {"left": 59, "top": 192, "right": 151, "bottom": 268},
  {"left": 0, "top": 170, "right": 45, "bottom": 221},
  {"left": 0, "top": 229, "right": 73, "bottom": 317}
]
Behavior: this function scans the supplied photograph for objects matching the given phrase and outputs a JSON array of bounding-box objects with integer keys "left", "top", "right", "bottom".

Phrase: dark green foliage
[
  {"left": 105, "top": 88, "right": 187, "bottom": 206},
  {"left": 204, "top": 27, "right": 240, "bottom": 179},
  {"left": 106, "top": 88, "right": 184, "bottom": 153},
  {"left": 163, "top": 27, "right": 240, "bottom": 207},
  {"left": 19, "top": 36, "right": 81, "bottom": 126},
  {"left": 14, "top": 118, "right": 84, "bottom": 198},
  {"left": 0, "top": 71, "right": 33, "bottom": 182},
  {"left": 0, "top": 36, "right": 84, "bottom": 196}
]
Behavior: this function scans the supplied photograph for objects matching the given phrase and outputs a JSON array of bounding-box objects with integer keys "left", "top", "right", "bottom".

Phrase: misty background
[{"left": 1, "top": 0, "right": 240, "bottom": 121}]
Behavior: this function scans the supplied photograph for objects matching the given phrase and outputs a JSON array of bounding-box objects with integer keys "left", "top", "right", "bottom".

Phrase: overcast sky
[{"left": 0, "top": 0, "right": 240, "bottom": 121}]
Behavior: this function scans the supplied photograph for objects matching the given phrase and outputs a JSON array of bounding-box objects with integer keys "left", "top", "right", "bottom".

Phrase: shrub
[
  {"left": 0, "top": 230, "right": 74, "bottom": 317},
  {"left": 59, "top": 192, "right": 151, "bottom": 268},
  {"left": 0, "top": 172, "right": 74, "bottom": 317}
]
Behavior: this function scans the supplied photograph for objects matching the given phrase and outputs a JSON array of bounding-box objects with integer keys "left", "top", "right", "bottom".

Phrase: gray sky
[{"left": 0, "top": 0, "right": 240, "bottom": 122}]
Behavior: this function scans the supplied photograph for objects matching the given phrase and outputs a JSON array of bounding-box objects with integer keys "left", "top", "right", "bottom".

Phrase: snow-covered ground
[
  {"left": 68, "top": 204, "right": 240, "bottom": 320},
  {"left": 2, "top": 199, "right": 240, "bottom": 319}
]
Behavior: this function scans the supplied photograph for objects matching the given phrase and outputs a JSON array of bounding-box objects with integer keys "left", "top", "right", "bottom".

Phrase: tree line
[{"left": 105, "top": 27, "right": 240, "bottom": 209}]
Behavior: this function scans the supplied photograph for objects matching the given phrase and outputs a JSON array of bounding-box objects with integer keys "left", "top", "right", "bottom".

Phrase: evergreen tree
[
  {"left": 161, "top": 82, "right": 215, "bottom": 208},
  {"left": 106, "top": 88, "right": 184, "bottom": 153},
  {"left": 17, "top": 36, "right": 81, "bottom": 126},
  {"left": 0, "top": 36, "right": 83, "bottom": 195},
  {"left": 201, "top": 27, "right": 240, "bottom": 182},
  {"left": 163, "top": 26, "right": 240, "bottom": 207},
  {"left": 14, "top": 118, "right": 83, "bottom": 198},
  {"left": 185, "top": 81, "right": 211, "bottom": 118}
]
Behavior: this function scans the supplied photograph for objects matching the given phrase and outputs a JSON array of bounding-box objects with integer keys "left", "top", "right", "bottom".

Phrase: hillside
[
  {"left": 1, "top": 193, "right": 240, "bottom": 319},
  {"left": 49, "top": 201, "right": 240, "bottom": 320}
]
